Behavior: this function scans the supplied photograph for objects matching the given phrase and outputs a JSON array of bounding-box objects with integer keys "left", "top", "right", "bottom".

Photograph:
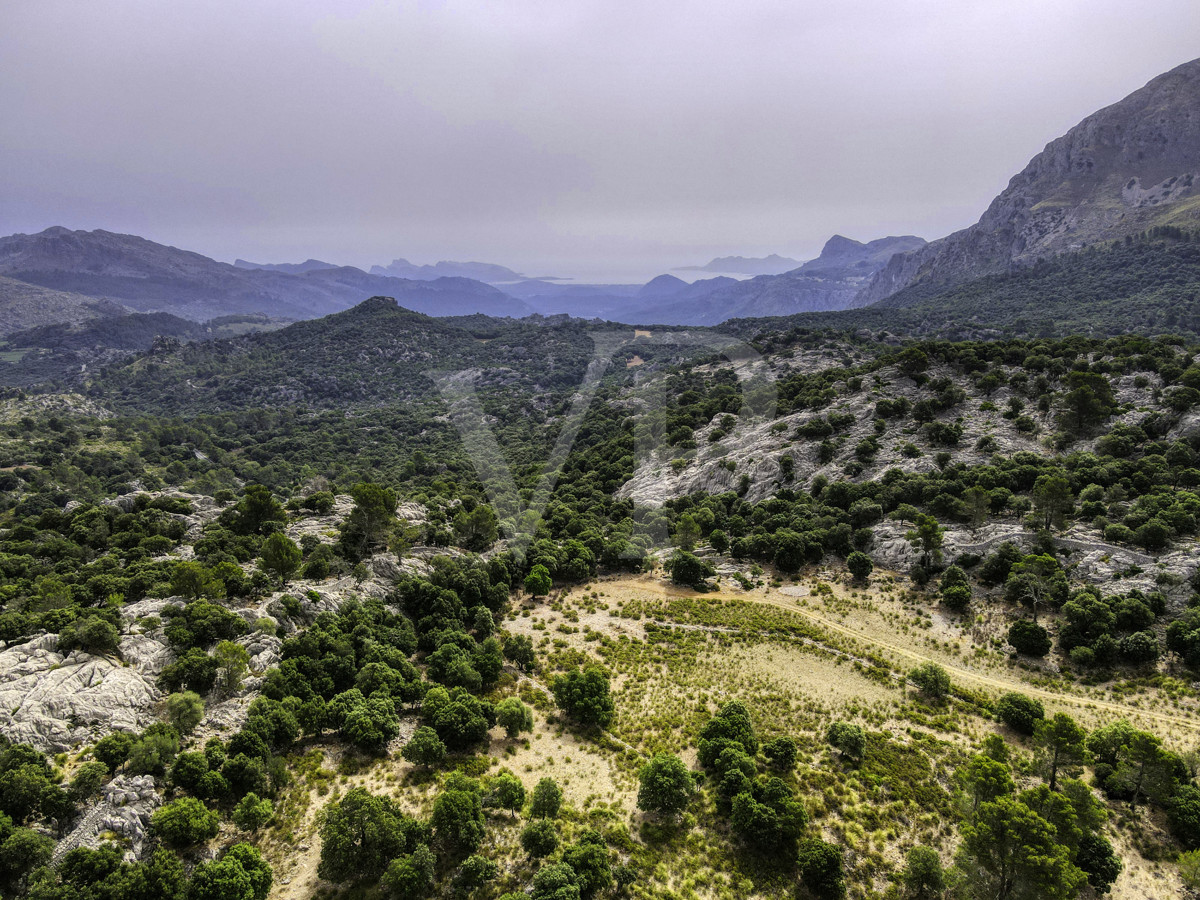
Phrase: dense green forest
[
  {"left": 3, "top": 323, "right": 1200, "bottom": 897},
  {"left": 724, "top": 229, "right": 1200, "bottom": 343},
  {"left": 5, "top": 230, "right": 1200, "bottom": 400}
]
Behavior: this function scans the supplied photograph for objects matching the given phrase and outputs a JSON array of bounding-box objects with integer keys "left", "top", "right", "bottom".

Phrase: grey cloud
[{"left": 2, "top": 0, "right": 1198, "bottom": 281}]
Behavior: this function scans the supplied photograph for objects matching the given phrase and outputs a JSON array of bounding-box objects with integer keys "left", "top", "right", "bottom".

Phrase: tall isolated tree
[
  {"left": 957, "top": 797, "right": 1086, "bottom": 900},
  {"left": 908, "top": 662, "right": 950, "bottom": 701},
  {"left": 165, "top": 691, "right": 205, "bottom": 735},
  {"left": 667, "top": 551, "right": 715, "bottom": 588},
  {"left": 214, "top": 640, "right": 251, "bottom": 696},
  {"left": 1034, "top": 714, "right": 1088, "bottom": 793},
  {"left": 1112, "top": 730, "right": 1175, "bottom": 810},
  {"left": 171, "top": 561, "right": 224, "bottom": 601},
  {"left": 1059, "top": 371, "right": 1116, "bottom": 434},
  {"left": 763, "top": 736, "right": 798, "bottom": 771},
  {"left": 846, "top": 551, "right": 873, "bottom": 583},
  {"left": 232, "top": 793, "right": 275, "bottom": 831},
  {"left": 697, "top": 700, "right": 759, "bottom": 769},
  {"left": 895, "top": 347, "right": 929, "bottom": 379},
  {"left": 382, "top": 845, "right": 435, "bottom": 900},
  {"left": 318, "top": 788, "right": 424, "bottom": 884},
  {"left": 260, "top": 533, "right": 302, "bottom": 586},
  {"left": 552, "top": 667, "right": 615, "bottom": 729},
  {"left": 340, "top": 482, "right": 396, "bottom": 561},
  {"left": 563, "top": 831, "right": 613, "bottom": 896},
  {"left": 401, "top": 726, "right": 446, "bottom": 769},
  {"left": 496, "top": 698, "right": 534, "bottom": 739},
  {"left": 431, "top": 784, "right": 485, "bottom": 857},
  {"left": 524, "top": 564, "right": 552, "bottom": 598},
  {"left": 521, "top": 819, "right": 560, "bottom": 858},
  {"left": 959, "top": 754, "right": 1015, "bottom": 812},
  {"left": 995, "top": 692, "right": 1044, "bottom": 736},
  {"left": 797, "top": 837, "right": 845, "bottom": 899},
  {"left": 231, "top": 485, "right": 287, "bottom": 536},
  {"left": 901, "top": 846, "right": 945, "bottom": 899},
  {"left": 1032, "top": 475, "right": 1074, "bottom": 531},
  {"left": 963, "top": 485, "right": 991, "bottom": 531},
  {"left": 674, "top": 513, "right": 701, "bottom": 551},
  {"left": 190, "top": 844, "right": 273, "bottom": 900},
  {"left": 454, "top": 504, "right": 499, "bottom": 552},
  {"left": 827, "top": 722, "right": 865, "bottom": 761},
  {"left": 906, "top": 514, "right": 944, "bottom": 571},
  {"left": 1076, "top": 833, "right": 1122, "bottom": 895},
  {"left": 530, "top": 777, "right": 563, "bottom": 819},
  {"left": 637, "top": 753, "right": 694, "bottom": 818},
  {"left": 1005, "top": 555, "right": 1068, "bottom": 623},
  {"left": 151, "top": 797, "right": 219, "bottom": 848},
  {"left": 1008, "top": 619, "right": 1052, "bottom": 657},
  {"left": 491, "top": 772, "right": 526, "bottom": 818},
  {"left": 530, "top": 862, "right": 581, "bottom": 900},
  {"left": 504, "top": 634, "right": 536, "bottom": 671}
]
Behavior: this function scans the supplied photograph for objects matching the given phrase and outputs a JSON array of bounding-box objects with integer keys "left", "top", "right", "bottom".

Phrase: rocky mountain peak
[
  {"left": 817, "top": 234, "right": 864, "bottom": 260},
  {"left": 858, "top": 57, "right": 1200, "bottom": 307}
]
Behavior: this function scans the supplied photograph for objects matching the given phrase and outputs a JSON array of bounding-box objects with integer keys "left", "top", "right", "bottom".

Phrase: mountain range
[
  {"left": 3, "top": 57, "right": 1200, "bottom": 343},
  {"left": 232, "top": 258, "right": 339, "bottom": 275},
  {"left": 368, "top": 258, "right": 532, "bottom": 283},
  {"left": 497, "top": 235, "right": 923, "bottom": 324},
  {"left": 0, "top": 227, "right": 534, "bottom": 323},
  {"left": 675, "top": 254, "right": 802, "bottom": 276},
  {"left": 615, "top": 234, "right": 926, "bottom": 325},
  {"left": 858, "top": 56, "right": 1200, "bottom": 305}
]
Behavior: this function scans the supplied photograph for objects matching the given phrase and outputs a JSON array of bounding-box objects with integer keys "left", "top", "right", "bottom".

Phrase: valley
[{"left": 4, "top": 43, "right": 1200, "bottom": 900}]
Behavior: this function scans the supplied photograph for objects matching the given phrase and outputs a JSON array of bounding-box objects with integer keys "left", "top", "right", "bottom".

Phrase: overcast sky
[{"left": 2, "top": 1, "right": 1198, "bottom": 282}]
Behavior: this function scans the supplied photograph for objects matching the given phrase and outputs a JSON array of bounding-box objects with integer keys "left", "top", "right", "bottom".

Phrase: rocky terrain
[
  {"left": 621, "top": 349, "right": 1164, "bottom": 505},
  {"left": 3, "top": 316, "right": 1200, "bottom": 899},
  {"left": 0, "top": 276, "right": 124, "bottom": 336},
  {"left": 0, "top": 488, "right": 437, "bottom": 761},
  {"left": 858, "top": 57, "right": 1200, "bottom": 306},
  {"left": 606, "top": 235, "right": 929, "bottom": 325}
]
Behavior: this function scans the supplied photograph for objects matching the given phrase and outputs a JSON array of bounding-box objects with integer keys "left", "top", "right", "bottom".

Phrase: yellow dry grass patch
[
  {"left": 265, "top": 571, "right": 1200, "bottom": 898},
  {"left": 1107, "top": 823, "right": 1184, "bottom": 900},
  {"left": 536, "top": 573, "right": 1200, "bottom": 747},
  {"left": 725, "top": 642, "right": 895, "bottom": 710},
  {"left": 761, "top": 573, "right": 1200, "bottom": 745},
  {"left": 262, "top": 712, "right": 631, "bottom": 899},
  {"left": 501, "top": 711, "right": 636, "bottom": 809}
]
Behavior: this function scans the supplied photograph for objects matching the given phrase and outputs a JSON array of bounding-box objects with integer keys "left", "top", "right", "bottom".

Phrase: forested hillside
[
  {"left": 724, "top": 229, "right": 1200, "bottom": 342},
  {"left": 4, "top": 314, "right": 1200, "bottom": 898}
]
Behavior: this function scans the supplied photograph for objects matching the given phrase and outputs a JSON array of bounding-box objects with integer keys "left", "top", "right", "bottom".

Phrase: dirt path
[{"left": 741, "top": 588, "right": 1200, "bottom": 733}]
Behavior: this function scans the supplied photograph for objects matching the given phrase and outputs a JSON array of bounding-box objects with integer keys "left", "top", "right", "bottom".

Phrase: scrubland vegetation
[{"left": 7, "top": 248, "right": 1200, "bottom": 897}]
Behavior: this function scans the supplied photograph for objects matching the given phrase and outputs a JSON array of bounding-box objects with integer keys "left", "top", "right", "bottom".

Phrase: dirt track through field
[{"left": 741, "top": 589, "right": 1200, "bottom": 734}]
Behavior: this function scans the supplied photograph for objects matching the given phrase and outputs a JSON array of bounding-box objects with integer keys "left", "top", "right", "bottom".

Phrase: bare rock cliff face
[{"left": 857, "top": 57, "right": 1200, "bottom": 307}]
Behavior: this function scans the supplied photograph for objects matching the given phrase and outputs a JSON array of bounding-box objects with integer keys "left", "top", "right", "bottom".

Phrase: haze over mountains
[
  {"left": 643, "top": 234, "right": 927, "bottom": 325},
  {"left": 0, "top": 226, "right": 922, "bottom": 331},
  {"left": 368, "top": 258, "right": 534, "bottom": 283},
  {"left": 0, "top": 226, "right": 533, "bottom": 323},
  {"left": 232, "top": 258, "right": 339, "bottom": 275},
  {"left": 2, "top": 57, "right": 1200, "bottom": 347},
  {"left": 675, "top": 254, "right": 802, "bottom": 276},
  {"left": 859, "top": 56, "right": 1200, "bottom": 305}
]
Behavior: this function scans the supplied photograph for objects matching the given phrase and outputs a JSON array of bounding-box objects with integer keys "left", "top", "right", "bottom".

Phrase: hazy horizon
[{"left": 3, "top": 1, "right": 1199, "bottom": 283}]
